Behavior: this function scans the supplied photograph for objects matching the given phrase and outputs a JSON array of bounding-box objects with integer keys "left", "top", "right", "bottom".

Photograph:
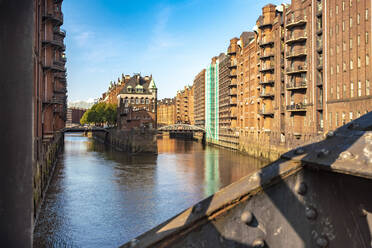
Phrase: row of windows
[
  {"left": 330, "top": 80, "right": 370, "bottom": 99},
  {"left": 329, "top": 12, "right": 369, "bottom": 34},
  {"left": 330, "top": 1, "right": 369, "bottom": 17},
  {"left": 330, "top": 55, "right": 370, "bottom": 74},
  {"left": 329, "top": 109, "right": 369, "bottom": 129},
  {"left": 122, "top": 98, "right": 153, "bottom": 104},
  {"left": 330, "top": 32, "right": 369, "bottom": 54}
]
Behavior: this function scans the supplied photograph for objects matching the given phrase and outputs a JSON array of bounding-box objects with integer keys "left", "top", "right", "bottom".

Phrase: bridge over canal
[
  {"left": 62, "top": 126, "right": 108, "bottom": 133},
  {"left": 158, "top": 124, "right": 206, "bottom": 142}
]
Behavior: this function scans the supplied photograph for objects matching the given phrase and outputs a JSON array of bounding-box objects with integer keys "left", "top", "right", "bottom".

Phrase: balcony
[
  {"left": 286, "top": 49, "right": 307, "bottom": 59},
  {"left": 316, "top": 24, "right": 323, "bottom": 35},
  {"left": 317, "top": 3, "right": 323, "bottom": 16},
  {"left": 258, "top": 109, "right": 274, "bottom": 117},
  {"left": 259, "top": 52, "right": 275, "bottom": 60},
  {"left": 286, "top": 102, "right": 307, "bottom": 112},
  {"left": 53, "top": 86, "right": 66, "bottom": 94},
  {"left": 52, "top": 60, "right": 66, "bottom": 72},
  {"left": 229, "top": 88, "right": 237, "bottom": 96},
  {"left": 228, "top": 72, "right": 237, "bottom": 78},
  {"left": 259, "top": 39, "right": 274, "bottom": 47},
  {"left": 259, "top": 80, "right": 275, "bottom": 85},
  {"left": 317, "top": 40, "right": 323, "bottom": 53},
  {"left": 55, "top": 72, "right": 67, "bottom": 79},
  {"left": 286, "top": 16, "right": 307, "bottom": 29},
  {"left": 258, "top": 20, "right": 273, "bottom": 29},
  {"left": 317, "top": 59, "right": 323, "bottom": 70},
  {"left": 43, "top": 96, "right": 65, "bottom": 105},
  {"left": 286, "top": 81, "right": 307, "bottom": 90},
  {"left": 286, "top": 65, "right": 308, "bottom": 75},
  {"left": 259, "top": 91, "right": 275, "bottom": 98},
  {"left": 53, "top": 27, "right": 66, "bottom": 37},
  {"left": 43, "top": 59, "right": 66, "bottom": 72},
  {"left": 286, "top": 34, "right": 307, "bottom": 44},
  {"left": 228, "top": 60, "right": 237, "bottom": 69},
  {"left": 230, "top": 99, "right": 237, "bottom": 105},
  {"left": 259, "top": 64, "right": 275, "bottom": 73},
  {"left": 42, "top": 11, "right": 64, "bottom": 26},
  {"left": 42, "top": 37, "right": 65, "bottom": 51}
]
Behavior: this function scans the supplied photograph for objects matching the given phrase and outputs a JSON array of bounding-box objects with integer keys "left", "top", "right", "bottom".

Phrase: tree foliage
[{"left": 80, "top": 102, "right": 117, "bottom": 126}]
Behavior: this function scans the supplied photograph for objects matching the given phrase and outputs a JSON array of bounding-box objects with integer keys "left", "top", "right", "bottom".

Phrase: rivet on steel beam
[
  {"left": 305, "top": 206, "right": 317, "bottom": 220},
  {"left": 326, "top": 131, "right": 335, "bottom": 138},
  {"left": 130, "top": 239, "right": 139, "bottom": 247},
  {"left": 241, "top": 211, "right": 253, "bottom": 225},
  {"left": 252, "top": 239, "right": 265, "bottom": 248},
  {"left": 294, "top": 148, "right": 305, "bottom": 155},
  {"left": 295, "top": 182, "right": 307, "bottom": 195},
  {"left": 365, "top": 133, "right": 372, "bottom": 143},
  {"left": 316, "top": 236, "right": 328, "bottom": 247},
  {"left": 338, "top": 151, "right": 355, "bottom": 160},
  {"left": 317, "top": 148, "right": 330, "bottom": 158}
]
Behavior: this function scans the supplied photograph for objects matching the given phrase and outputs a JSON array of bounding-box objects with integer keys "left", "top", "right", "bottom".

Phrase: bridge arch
[{"left": 158, "top": 124, "right": 205, "bottom": 133}]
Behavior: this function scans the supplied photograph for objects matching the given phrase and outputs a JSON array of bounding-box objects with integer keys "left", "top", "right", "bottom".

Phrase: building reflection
[{"left": 204, "top": 150, "right": 220, "bottom": 196}]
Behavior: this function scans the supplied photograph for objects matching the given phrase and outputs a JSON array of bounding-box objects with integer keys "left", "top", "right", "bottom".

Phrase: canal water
[{"left": 33, "top": 133, "right": 269, "bottom": 247}]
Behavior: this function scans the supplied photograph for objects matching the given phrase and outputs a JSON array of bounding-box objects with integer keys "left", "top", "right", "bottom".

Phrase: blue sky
[{"left": 63, "top": 0, "right": 289, "bottom": 102}]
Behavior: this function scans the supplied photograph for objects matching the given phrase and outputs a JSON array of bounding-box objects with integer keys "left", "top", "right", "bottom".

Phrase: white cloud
[{"left": 145, "top": 6, "right": 182, "bottom": 56}]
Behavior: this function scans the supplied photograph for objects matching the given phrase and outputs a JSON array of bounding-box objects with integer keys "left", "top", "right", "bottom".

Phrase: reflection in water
[
  {"left": 204, "top": 151, "right": 220, "bottom": 196},
  {"left": 33, "top": 134, "right": 268, "bottom": 248}
]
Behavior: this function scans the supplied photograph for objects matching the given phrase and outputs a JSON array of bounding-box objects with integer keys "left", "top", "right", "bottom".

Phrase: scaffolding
[{"left": 205, "top": 60, "right": 219, "bottom": 141}]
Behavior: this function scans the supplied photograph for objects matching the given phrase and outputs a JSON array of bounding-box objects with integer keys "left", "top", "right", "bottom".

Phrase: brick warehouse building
[
  {"left": 193, "top": 69, "right": 206, "bottom": 128},
  {"left": 117, "top": 74, "right": 157, "bottom": 130},
  {"left": 157, "top": 98, "right": 177, "bottom": 126},
  {"left": 33, "top": 0, "right": 67, "bottom": 218},
  {"left": 99, "top": 74, "right": 134, "bottom": 105},
  {"left": 176, "top": 86, "right": 194, "bottom": 124},
  {"left": 187, "top": 0, "right": 371, "bottom": 161}
]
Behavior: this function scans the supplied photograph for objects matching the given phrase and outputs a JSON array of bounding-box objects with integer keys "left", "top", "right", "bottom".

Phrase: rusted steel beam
[
  {"left": 0, "top": 1, "right": 34, "bottom": 246},
  {"left": 121, "top": 112, "right": 372, "bottom": 248}
]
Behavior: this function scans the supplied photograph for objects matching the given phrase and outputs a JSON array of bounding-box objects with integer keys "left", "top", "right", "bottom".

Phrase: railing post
[{"left": 0, "top": 0, "right": 33, "bottom": 247}]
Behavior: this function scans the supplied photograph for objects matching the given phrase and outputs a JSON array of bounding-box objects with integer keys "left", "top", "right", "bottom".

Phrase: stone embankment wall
[
  {"left": 33, "top": 132, "right": 64, "bottom": 221},
  {"left": 203, "top": 132, "right": 324, "bottom": 162},
  {"left": 238, "top": 132, "right": 324, "bottom": 162},
  {"left": 93, "top": 129, "right": 157, "bottom": 154}
]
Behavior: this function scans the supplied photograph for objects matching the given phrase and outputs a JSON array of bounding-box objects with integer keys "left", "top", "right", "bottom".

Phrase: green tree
[
  {"left": 79, "top": 102, "right": 118, "bottom": 127},
  {"left": 104, "top": 103, "right": 117, "bottom": 126},
  {"left": 80, "top": 110, "right": 89, "bottom": 125}
]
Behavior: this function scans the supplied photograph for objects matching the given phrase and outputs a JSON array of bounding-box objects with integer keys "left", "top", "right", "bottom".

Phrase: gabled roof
[{"left": 119, "top": 74, "right": 155, "bottom": 95}]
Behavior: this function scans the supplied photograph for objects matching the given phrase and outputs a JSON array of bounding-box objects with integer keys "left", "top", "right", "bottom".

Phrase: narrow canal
[{"left": 33, "top": 133, "right": 269, "bottom": 247}]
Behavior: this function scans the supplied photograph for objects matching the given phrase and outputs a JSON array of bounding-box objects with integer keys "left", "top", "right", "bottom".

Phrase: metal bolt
[
  {"left": 241, "top": 211, "right": 253, "bottom": 225},
  {"left": 252, "top": 239, "right": 265, "bottom": 248},
  {"left": 338, "top": 151, "right": 354, "bottom": 160},
  {"left": 365, "top": 133, "right": 372, "bottom": 143},
  {"left": 326, "top": 131, "right": 335, "bottom": 138},
  {"left": 317, "top": 148, "right": 330, "bottom": 158},
  {"left": 294, "top": 148, "right": 305, "bottom": 155},
  {"left": 295, "top": 182, "right": 307, "bottom": 195},
  {"left": 130, "top": 239, "right": 139, "bottom": 247},
  {"left": 316, "top": 236, "right": 328, "bottom": 247},
  {"left": 305, "top": 206, "right": 317, "bottom": 220}
]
